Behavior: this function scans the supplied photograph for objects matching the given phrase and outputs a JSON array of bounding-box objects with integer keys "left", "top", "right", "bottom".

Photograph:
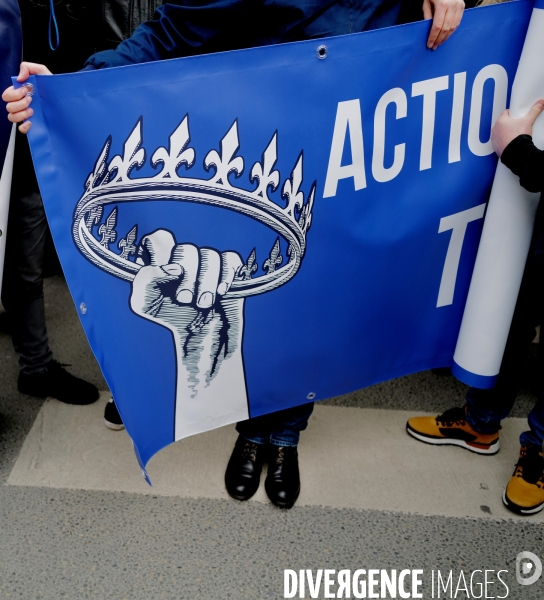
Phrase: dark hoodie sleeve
[
  {"left": 83, "top": 0, "right": 321, "bottom": 70},
  {"left": 501, "top": 134, "right": 544, "bottom": 194},
  {"left": 84, "top": 1, "right": 249, "bottom": 69}
]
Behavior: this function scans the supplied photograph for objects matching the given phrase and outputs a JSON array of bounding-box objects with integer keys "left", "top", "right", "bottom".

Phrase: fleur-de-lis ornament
[
  {"left": 263, "top": 238, "right": 283, "bottom": 274},
  {"left": 106, "top": 120, "right": 145, "bottom": 183},
  {"left": 204, "top": 121, "right": 244, "bottom": 187},
  {"left": 98, "top": 208, "right": 118, "bottom": 249},
  {"left": 238, "top": 248, "right": 258, "bottom": 280},
  {"left": 85, "top": 205, "right": 103, "bottom": 231},
  {"left": 85, "top": 138, "right": 111, "bottom": 191},
  {"left": 119, "top": 225, "right": 138, "bottom": 259},
  {"left": 250, "top": 133, "right": 280, "bottom": 201},
  {"left": 151, "top": 116, "right": 195, "bottom": 179},
  {"left": 282, "top": 153, "right": 304, "bottom": 218}
]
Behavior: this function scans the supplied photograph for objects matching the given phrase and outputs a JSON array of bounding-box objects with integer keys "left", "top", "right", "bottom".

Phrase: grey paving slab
[
  {"left": 0, "top": 276, "right": 106, "bottom": 483},
  {"left": 7, "top": 395, "right": 541, "bottom": 522}
]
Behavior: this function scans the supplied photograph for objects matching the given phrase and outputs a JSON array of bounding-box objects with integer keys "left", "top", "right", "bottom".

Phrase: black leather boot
[
  {"left": 265, "top": 445, "right": 300, "bottom": 509},
  {"left": 225, "top": 435, "right": 267, "bottom": 501}
]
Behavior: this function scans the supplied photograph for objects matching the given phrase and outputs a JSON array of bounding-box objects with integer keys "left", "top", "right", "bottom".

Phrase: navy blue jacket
[
  {"left": 0, "top": 0, "right": 21, "bottom": 160},
  {"left": 84, "top": 0, "right": 403, "bottom": 69}
]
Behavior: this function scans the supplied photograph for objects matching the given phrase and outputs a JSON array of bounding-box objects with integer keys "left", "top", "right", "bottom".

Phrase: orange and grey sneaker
[
  {"left": 406, "top": 406, "right": 500, "bottom": 455},
  {"left": 503, "top": 445, "right": 544, "bottom": 515}
]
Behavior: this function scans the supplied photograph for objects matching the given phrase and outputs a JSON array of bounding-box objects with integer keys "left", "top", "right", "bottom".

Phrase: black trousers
[{"left": 2, "top": 131, "right": 52, "bottom": 374}]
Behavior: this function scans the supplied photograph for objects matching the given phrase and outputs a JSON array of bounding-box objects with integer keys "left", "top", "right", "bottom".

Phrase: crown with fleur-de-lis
[{"left": 72, "top": 116, "right": 316, "bottom": 298}]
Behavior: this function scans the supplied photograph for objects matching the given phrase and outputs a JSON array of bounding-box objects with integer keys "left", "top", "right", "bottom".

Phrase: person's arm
[
  {"left": 501, "top": 135, "right": 544, "bottom": 194},
  {"left": 491, "top": 99, "right": 544, "bottom": 193}
]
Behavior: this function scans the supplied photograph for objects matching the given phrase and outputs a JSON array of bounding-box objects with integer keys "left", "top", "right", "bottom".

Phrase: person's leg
[
  {"left": 263, "top": 402, "right": 314, "bottom": 509},
  {"left": 225, "top": 412, "right": 274, "bottom": 502},
  {"left": 520, "top": 395, "right": 544, "bottom": 449},
  {"left": 407, "top": 252, "right": 542, "bottom": 454},
  {"left": 267, "top": 402, "right": 314, "bottom": 447},
  {"left": 466, "top": 256, "right": 542, "bottom": 432},
  {"left": 2, "top": 133, "right": 52, "bottom": 374},
  {"left": 503, "top": 393, "right": 544, "bottom": 515},
  {"left": 235, "top": 401, "right": 314, "bottom": 447},
  {"left": 226, "top": 403, "right": 314, "bottom": 506},
  {"left": 235, "top": 412, "right": 274, "bottom": 446},
  {"left": 467, "top": 252, "right": 543, "bottom": 431},
  {"left": 2, "top": 133, "right": 98, "bottom": 404},
  {"left": 494, "top": 248, "right": 544, "bottom": 515}
]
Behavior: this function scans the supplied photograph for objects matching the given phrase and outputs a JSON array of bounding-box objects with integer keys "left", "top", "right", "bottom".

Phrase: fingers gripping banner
[{"left": 24, "top": 2, "right": 534, "bottom": 475}]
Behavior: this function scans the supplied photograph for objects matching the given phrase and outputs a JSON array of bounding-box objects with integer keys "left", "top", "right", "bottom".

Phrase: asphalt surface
[{"left": 1, "top": 275, "right": 543, "bottom": 600}]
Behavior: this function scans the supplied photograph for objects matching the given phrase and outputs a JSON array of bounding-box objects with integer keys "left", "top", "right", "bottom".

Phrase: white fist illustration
[{"left": 130, "top": 229, "right": 249, "bottom": 437}]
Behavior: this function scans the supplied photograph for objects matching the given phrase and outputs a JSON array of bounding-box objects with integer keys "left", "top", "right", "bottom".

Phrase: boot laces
[
  {"left": 436, "top": 407, "right": 466, "bottom": 427},
  {"left": 241, "top": 442, "right": 258, "bottom": 462},
  {"left": 515, "top": 446, "right": 544, "bottom": 487},
  {"left": 46, "top": 359, "right": 73, "bottom": 374}
]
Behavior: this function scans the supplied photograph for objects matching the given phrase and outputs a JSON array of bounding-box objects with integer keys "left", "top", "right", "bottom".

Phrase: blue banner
[{"left": 25, "top": 2, "right": 533, "bottom": 473}]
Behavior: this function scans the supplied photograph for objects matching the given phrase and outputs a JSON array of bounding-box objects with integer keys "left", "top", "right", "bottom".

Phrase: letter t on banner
[{"left": 437, "top": 204, "right": 486, "bottom": 308}]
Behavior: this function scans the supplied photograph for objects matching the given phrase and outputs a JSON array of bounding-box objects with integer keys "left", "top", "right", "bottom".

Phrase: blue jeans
[
  {"left": 466, "top": 247, "right": 544, "bottom": 447},
  {"left": 467, "top": 389, "right": 544, "bottom": 447},
  {"left": 236, "top": 402, "right": 314, "bottom": 447}
]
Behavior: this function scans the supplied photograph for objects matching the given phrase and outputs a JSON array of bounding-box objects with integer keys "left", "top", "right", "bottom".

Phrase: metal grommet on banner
[
  {"left": 79, "top": 302, "right": 87, "bottom": 315},
  {"left": 316, "top": 45, "right": 328, "bottom": 60},
  {"left": 10, "top": 78, "right": 35, "bottom": 96},
  {"left": 307, "top": 392, "right": 316, "bottom": 400}
]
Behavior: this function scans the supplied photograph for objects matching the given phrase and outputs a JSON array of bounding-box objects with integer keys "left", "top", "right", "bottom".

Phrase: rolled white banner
[
  {"left": 452, "top": 0, "right": 544, "bottom": 388},
  {"left": 0, "top": 124, "right": 15, "bottom": 299}
]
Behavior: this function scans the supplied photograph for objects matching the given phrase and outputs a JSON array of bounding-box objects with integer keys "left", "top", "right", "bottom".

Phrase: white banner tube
[
  {"left": 452, "top": 0, "right": 544, "bottom": 388},
  {"left": 0, "top": 124, "right": 15, "bottom": 299}
]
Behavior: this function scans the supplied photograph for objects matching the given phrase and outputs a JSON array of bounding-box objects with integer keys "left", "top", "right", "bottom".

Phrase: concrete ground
[{"left": 1, "top": 275, "right": 544, "bottom": 600}]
